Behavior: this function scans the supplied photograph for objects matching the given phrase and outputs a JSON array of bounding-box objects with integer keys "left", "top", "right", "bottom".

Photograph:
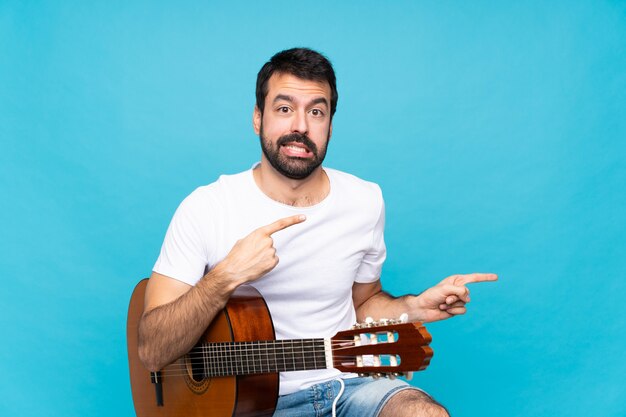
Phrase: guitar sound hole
[{"left": 185, "top": 349, "right": 206, "bottom": 383}]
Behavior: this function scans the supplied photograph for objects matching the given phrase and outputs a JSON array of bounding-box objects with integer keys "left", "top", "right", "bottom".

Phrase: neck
[{"left": 253, "top": 158, "right": 330, "bottom": 207}]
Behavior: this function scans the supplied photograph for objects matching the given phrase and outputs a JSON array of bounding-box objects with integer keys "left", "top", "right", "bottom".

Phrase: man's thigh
[
  {"left": 337, "top": 377, "right": 417, "bottom": 417},
  {"left": 273, "top": 377, "right": 430, "bottom": 417}
]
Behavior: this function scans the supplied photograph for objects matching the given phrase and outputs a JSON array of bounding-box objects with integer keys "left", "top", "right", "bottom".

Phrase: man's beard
[{"left": 259, "top": 124, "right": 329, "bottom": 180}]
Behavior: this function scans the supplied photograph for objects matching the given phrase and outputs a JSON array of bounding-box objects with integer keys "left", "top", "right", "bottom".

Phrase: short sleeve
[
  {"left": 152, "top": 190, "right": 212, "bottom": 285},
  {"left": 354, "top": 190, "right": 386, "bottom": 283}
]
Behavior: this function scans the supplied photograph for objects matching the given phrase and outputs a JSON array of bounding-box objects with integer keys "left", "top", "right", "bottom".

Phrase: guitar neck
[{"left": 189, "top": 338, "right": 330, "bottom": 377}]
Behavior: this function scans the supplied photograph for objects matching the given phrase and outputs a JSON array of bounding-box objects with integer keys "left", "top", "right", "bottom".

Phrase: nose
[{"left": 290, "top": 110, "right": 308, "bottom": 135}]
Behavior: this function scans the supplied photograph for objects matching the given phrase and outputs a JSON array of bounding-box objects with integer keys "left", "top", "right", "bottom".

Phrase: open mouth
[{"left": 281, "top": 142, "right": 314, "bottom": 158}]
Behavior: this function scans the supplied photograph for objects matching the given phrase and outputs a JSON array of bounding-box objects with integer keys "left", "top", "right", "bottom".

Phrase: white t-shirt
[{"left": 153, "top": 165, "right": 386, "bottom": 395}]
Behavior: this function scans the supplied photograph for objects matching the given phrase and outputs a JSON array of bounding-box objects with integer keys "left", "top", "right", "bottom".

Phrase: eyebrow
[{"left": 273, "top": 94, "right": 329, "bottom": 108}]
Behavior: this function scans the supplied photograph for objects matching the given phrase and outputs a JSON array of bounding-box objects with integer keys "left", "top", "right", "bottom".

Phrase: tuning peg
[{"left": 399, "top": 313, "right": 409, "bottom": 323}]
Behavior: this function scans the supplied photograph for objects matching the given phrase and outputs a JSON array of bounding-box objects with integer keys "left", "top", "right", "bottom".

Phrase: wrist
[
  {"left": 408, "top": 294, "right": 428, "bottom": 323},
  {"left": 203, "top": 262, "right": 242, "bottom": 296}
]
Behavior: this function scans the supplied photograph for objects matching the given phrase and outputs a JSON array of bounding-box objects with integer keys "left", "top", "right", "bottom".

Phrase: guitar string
[
  {"left": 152, "top": 359, "right": 410, "bottom": 378},
  {"left": 166, "top": 341, "right": 415, "bottom": 364},
  {"left": 151, "top": 343, "right": 409, "bottom": 375},
  {"left": 183, "top": 340, "right": 407, "bottom": 349},
  {"left": 140, "top": 339, "right": 423, "bottom": 378},
  {"left": 151, "top": 350, "right": 410, "bottom": 378},
  {"left": 153, "top": 363, "right": 410, "bottom": 378},
  {"left": 165, "top": 345, "right": 409, "bottom": 362},
  {"left": 172, "top": 344, "right": 408, "bottom": 364}
]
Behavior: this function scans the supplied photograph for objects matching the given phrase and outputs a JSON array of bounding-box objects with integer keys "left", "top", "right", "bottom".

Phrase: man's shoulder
[
  {"left": 180, "top": 168, "right": 252, "bottom": 209},
  {"left": 325, "top": 167, "right": 382, "bottom": 197},
  {"left": 190, "top": 168, "right": 251, "bottom": 195}
]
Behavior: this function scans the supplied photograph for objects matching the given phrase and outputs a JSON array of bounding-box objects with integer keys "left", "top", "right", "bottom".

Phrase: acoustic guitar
[{"left": 127, "top": 279, "right": 433, "bottom": 417}]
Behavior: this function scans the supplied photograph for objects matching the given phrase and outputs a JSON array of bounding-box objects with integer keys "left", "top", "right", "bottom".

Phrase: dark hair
[{"left": 256, "top": 47, "right": 338, "bottom": 117}]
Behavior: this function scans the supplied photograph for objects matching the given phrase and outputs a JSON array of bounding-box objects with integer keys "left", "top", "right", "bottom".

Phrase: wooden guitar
[{"left": 127, "top": 279, "right": 433, "bottom": 417}]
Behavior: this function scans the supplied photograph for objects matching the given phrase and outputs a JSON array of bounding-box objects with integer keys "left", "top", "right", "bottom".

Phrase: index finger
[
  {"left": 454, "top": 273, "right": 498, "bottom": 286},
  {"left": 260, "top": 214, "right": 307, "bottom": 236}
]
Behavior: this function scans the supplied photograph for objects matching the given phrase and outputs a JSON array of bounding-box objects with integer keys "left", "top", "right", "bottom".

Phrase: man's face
[{"left": 254, "top": 73, "right": 333, "bottom": 180}]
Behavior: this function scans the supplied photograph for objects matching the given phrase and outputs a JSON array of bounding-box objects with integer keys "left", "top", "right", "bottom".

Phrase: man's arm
[
  {"left": 137, "top": 269, "right": 237, "bottom": 372},
  {"left": 137, "top": 214, "right": 306, "bottom": 372},
  {"left": 352, "top": 273, "right": 498, "bottom": 324}
]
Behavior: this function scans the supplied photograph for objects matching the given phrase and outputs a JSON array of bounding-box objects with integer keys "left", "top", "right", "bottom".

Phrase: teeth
[{"left": 285, "top": 145, "right": 307, "bottom": 154}]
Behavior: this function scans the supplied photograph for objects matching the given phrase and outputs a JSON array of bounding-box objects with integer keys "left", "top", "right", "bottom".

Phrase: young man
[{"left": 138, "top": 48, "right": 497, "bottom": 417}]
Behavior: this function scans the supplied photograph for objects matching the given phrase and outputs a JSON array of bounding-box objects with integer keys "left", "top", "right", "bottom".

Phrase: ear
[{"left": 253, "top": 105, "right": 262, "bottom": 135}]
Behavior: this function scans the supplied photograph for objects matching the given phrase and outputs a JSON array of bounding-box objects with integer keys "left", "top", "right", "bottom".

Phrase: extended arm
[{"left": 352, "top": 273, "right": 498, "bottom": 324}]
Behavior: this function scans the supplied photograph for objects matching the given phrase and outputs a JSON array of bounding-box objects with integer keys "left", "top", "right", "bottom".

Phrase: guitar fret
[
  {"left": 240, "top": 343, "right": 246, "bottom": 374},
  {"left": 231, "top": 343, "right": 237, "bottom": 376},
  {"left": 307, "top": 340, "right": 314, "bottom": 369},
  {"left": 204, "top": 344, "right": 208, "bottom": 377},
  {"left": 281, "top": 340, "right": 286, "bottom": 372},
  {"left": 219, "top": 345, "right": 228, "bottom": 376},
  {"left": 262, "top": 341, "right": 269, "bottom": 373},
  {"left": 255, "top": 341, "right": 263, "bottom": 374},
  {"left": 213, "top": 343, "right": 218, "bottom": 376},
  {"left": 222, "top": 343, "right": 228, "bottom": 376},
  {"left": 268, "top": 341, "right": 276, "bottom": 373},
  {"left": 219, "top": 343, "right": 223, "bottom": 375},
  {"left": 238, "top": 343, "right": 244, "bottom": 375},
  {"left": 299, "top": 340, "right": 306, "bottom": 370},
  {"left": 220, "top": 343, "right": 226, "bottom": 376},
  {"left": 230, "top": 343, "right": 234, "bottom": 375},
  {"left": 209, "top": 343, "right": 214, "bottom": 377},
  {"left": 295, "top": 340, "right": 304, "bottom": 371},
  {"left": 217, "top": 343, "right": 222, "bottom": 376},
  {"left": 318, "top": 339, "right": 326, "bottom": 369},
  {"left": 267, "top": 341, "right": 273, "bottom": 373},
  {"left": 233, "top": 343, "right": 239, "bottom": 375},
  {"left": 228, "top": 343, "right": 235, "bottom": 376},
  {"left": 246, "top": 343, "right": 254, "bottom": 374},
  {"left": 240, "top": 342, "right": 245, "bottom": 375}
]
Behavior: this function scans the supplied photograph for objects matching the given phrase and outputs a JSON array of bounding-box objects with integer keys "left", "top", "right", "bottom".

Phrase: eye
[
  {"left": 310, "top": 108, "right": 325, "bottom": 117},
  {"left": 278, "top": 106, "right": 291, "bottom": 113}
]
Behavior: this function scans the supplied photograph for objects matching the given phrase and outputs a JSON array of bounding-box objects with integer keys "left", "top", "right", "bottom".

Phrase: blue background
[{"left": 2, "top": 1, "right": 625, "bottom": 416}]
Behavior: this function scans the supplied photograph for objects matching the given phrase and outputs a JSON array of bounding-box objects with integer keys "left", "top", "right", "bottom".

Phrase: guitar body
[{"left": 127, "top": 279, "right": 279, "bottom": 417}]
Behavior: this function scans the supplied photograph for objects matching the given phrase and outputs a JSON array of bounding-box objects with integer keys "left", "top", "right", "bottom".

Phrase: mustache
[{"left": 276, "top": 133, "right": 318, "bottom": 154}]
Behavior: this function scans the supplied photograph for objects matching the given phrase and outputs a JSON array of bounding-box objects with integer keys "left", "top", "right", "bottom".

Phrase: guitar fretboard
[{"left": 188, "top": 338, "right": 328, "bottom": 377}]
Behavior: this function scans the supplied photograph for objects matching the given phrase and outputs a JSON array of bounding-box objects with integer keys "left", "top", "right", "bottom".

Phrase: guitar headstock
[{"left": 330, "top": 317, "right": 433, "bottom": 378}]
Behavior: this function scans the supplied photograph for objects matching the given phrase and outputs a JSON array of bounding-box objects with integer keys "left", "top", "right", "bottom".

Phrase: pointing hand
[
  {"left": 215, "top": 215, "right": 306, "bottom": 285},
  {"left": 412, "top": 273, "right": 498, "bottom": 323}
]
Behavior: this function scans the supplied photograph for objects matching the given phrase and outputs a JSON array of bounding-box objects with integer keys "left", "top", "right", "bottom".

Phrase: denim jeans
[{"left": 273, "top": 376, "right": 420, "bottom": 417}]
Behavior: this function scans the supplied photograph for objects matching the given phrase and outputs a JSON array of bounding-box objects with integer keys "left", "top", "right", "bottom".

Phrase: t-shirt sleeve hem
[
  {"left": 152, "top": 263, "right": 202, "bottom": 287},
  {"left": 354, "top": 269, "right": 382, "bottom": 284}
]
